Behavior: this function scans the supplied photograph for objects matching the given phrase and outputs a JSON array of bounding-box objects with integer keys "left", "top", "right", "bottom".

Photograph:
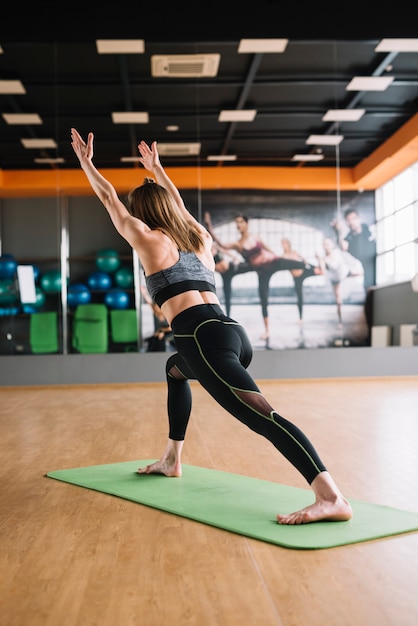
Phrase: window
[{"left": 375, "top": 162, "right": 418, "bottom": 285}]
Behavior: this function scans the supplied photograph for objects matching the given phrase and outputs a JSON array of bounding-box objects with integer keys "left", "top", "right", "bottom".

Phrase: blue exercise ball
[
  {"left": 67, "top": 283, "right": 92, "bottom": 308},
  {"left": 114, "top": 266, "right": 133, "bottom": 289},
  {"left": 0, "top": 254, "right": 18, "bottom": 279},
  {"left": 87, "top": 271, "right": 112, "bottom": 291},
  {"left": 96, "top": 248, "right": 121, "bottom": 273},
  {"left": 31, "top": 264, "right": 41, "bottom": 283},
  {"left": 104, "top": 288, "right": 129, "bottom": 310},
  {"left": 0, "top": 306, "right": 19, "bottom": 316},
  {"left": 40, "top": 269, "right": 62, "bottom": 293}
]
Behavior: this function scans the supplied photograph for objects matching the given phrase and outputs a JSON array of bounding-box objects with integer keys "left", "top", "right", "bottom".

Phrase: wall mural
[{"left": 141, "top": 189, "right": 376, "bottom": 351}]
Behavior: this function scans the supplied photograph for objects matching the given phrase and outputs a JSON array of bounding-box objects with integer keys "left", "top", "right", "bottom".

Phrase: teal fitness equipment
[{"left": 95, "top": 248, "right": 121, "bottom": 273}]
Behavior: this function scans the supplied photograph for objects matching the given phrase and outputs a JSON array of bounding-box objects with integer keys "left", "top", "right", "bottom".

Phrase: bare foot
[
  {"left": 260, "top": 331, "right": 269, "bottom": 340},
  {"left": 277, "top": 471, "right": 353, "bottom": 524},
  {"left": 276, "top": 496, "right": 353, "bottom": 525},
  {"left": 137, "top": 458, "right": 182, "bottom": 477},
  {"left": 138, "top": 439, "right": 184, "bottom": 477}
]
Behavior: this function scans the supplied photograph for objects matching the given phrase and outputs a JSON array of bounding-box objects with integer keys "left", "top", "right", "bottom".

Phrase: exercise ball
[
  {"left": 40, "top": 269, "right": 62, "bottom": 293},
  {"left": 0, "top": 254, "right": 17, "bottom": 279},
  {"left": 104, "top": 288, "right": 129, "bottom": 310},
  {"left": 87, "top": 270, "right": 112, "bottom": 291},
  {"left": 67, "top": 283, "right": 91, "bottom": 308},
  {"left": 31, "top": 264, "right": 41, "bottom": 283},
  {"left": 0, "top": 306, "right": 19, "bottom": 316},
  {"left": 22, "top": 286, "right": 46, "bottom": 313},
  {"left": 114, "top": 266, "right": 133, "bottom": 289},
  {"left": 0, "top": 279, "right": 18, "bottom": 305},
  {"left": 96, "top": 248, "right": 121, "bottom": 273}
]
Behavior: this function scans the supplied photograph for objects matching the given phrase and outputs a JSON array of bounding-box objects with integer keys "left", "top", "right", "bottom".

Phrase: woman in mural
[
  {"left": 210, "top": 239, "right": 254, "bottom": 316},
  {"left": 71, "top": 128, "right": 352, "bottom": 525},
  {"left": 205, "top": 212, "right": 322, "bottom": 339},
  {"left": 140, "top": 284, "right": 175, "bottom": 351},
  {"left": 316, "top": 237, "right": 364, "bottom": 327},
  {"left": 281, "top": 237, "right": 320, "bottom": 324}
]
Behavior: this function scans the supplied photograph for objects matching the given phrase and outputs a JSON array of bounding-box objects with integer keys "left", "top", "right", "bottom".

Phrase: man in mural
[
  {"left": 332, "top": 208, "right": 376, "bottom": 292},
  {"left": 332, "top": 208, "right": 376, "bottom": 345}
]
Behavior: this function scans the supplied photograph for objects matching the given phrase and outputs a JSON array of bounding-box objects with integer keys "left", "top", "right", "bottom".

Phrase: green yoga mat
[{"left": 47, "top": 460, "right": 418, "bottom": 550}]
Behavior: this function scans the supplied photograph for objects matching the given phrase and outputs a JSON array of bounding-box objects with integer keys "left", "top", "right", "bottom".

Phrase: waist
[
  {"left": 247, "top": 250, "right": 277, "bottom": 266},
  {"left": 161, "top": 291, "right": 221, "bottom": 325},
  {"left": 171, "top": 303, "right": 226, "bottom": 333}
]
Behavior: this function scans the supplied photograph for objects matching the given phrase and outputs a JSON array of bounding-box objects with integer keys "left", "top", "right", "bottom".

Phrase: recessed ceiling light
[
  {"left": 346, "top": 76, "right": 394, "bottom": 91},
  {"left": 111, "top": 112, "right": 149, "bottom": 124},
  {"left": 2, "top": 113, "right": 42, "bottom": 125},
  {"left": 218, "top": 110, "right": 257, "bottom": 122},
  {"left": 34, "top": 157, "right": 65, "bottom": 164},
  {"left": 166, "top": 125, "right": 179, "bottom": 132},
  {"left": 207, "top": 155, "right": 237, "bottom": 161},
  {"left": 21, "top": 138, "right": 57, "bottom": 149},
  {"left": 120, "top": 157, "right": 142, "bottom": 162},
  {"left": 238, "top": 39, "right": 289, "bottom": 53},
  {"left": 322, "top": 109, "right": 365, "bottom": 122},
  {"left": 0, "top": 80, "right": 26, "bottom": 94},
  {"left": 292, "top": 154, "right": 324, "bottom": 161},
  {"left": 96, "top": 40, "right": 145, "bottom": 54},
  {"left": 306, "top": 135, "right": 344, "bottom": 146},
  {"left": 0, "top": 46, "right": 3, "bottom": 54},
  {"left": 375, "top": 39, "right": 418, "bottom": 53}
]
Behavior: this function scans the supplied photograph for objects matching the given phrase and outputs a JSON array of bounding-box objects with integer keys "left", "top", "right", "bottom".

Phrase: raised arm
[
  {"left": 137, "top": 140, "right": 199, "bottom": 226},
  {"left": 70, "top": 128, "right": 146, "bottom": 247},
  {"left": 330, "top": 218, "right": 349, "bottom": 251}
]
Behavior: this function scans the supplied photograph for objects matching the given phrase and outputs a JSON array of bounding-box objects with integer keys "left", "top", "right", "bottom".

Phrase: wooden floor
[{"left": 1, "top": 377, "right": 418, "bottom": 626}]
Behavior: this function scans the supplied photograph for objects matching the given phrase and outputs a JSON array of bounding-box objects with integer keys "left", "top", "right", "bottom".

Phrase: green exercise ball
[
  {"left": 40, "top": 270, "right": 62, "bottom": 293},
  {"left": 96, "top": 248, "right": 121, "bottom": 273},
  {"left": 0, "top": 279, "right": 18, "bottom": 305},
  {"left": 114, "top": 265, "right": 133, "bottom": 289}
]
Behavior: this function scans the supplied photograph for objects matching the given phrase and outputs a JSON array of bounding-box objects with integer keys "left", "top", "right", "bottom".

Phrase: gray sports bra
[{"left": 145, "top": 250, "right": 216, "bottom": 307}]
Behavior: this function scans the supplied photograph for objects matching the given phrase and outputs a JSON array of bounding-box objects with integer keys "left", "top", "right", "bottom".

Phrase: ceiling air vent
[
  {"left": 151, "top": 54, "right": 220, "bottom": 78},
  {"left": 157, "top": 143, "right": 201, "bottom": 156}
]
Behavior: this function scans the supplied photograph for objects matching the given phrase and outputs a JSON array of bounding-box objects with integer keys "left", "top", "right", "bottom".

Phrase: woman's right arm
[{"left": 71, "top": 128, "right": 146, "bottom": 246}]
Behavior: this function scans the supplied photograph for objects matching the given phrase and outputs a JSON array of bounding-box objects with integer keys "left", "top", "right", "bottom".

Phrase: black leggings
[
  {"left": 257, "top": 259, "right": 316, "bottom": 318},
  {"left": 166, "top": 304, "right": 326, "bottom": 484},
  {"left": 292, "top": 266, "right": 318, "bottom": 319}
]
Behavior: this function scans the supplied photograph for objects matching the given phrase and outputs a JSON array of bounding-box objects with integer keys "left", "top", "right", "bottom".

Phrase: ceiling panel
[{"left": 1, "top": 7, "right": 418, "bottom": 173}]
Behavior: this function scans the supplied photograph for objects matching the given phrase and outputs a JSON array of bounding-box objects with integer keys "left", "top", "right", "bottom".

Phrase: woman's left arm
[{"left": 137, "top": 140, "right": 205, "bottom": 230}]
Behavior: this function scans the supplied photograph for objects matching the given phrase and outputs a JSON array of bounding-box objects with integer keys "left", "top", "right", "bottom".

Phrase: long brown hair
[{"left": 127, "top": 179, "right": 205, "bottom": 251}]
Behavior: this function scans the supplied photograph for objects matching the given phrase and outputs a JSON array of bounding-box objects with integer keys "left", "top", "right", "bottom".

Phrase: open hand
[
  {"left": 71, "top": 128, "right": 94, "bottom": 163},
  {"left": 137, "top": 140, "right": 160, "bottom": 172}
]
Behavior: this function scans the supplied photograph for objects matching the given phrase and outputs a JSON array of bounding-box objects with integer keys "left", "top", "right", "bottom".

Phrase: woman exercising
[{"left": 71, "top": 128, "right": 352, "bottom": 525}]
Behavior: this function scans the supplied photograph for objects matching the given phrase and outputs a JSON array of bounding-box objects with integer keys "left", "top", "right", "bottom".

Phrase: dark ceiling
[{"left": 1, "top": 2, "right": 417, "bottom": 172}]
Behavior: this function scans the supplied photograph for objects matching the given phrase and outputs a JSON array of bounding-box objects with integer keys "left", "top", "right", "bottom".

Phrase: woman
[
  {"left": 317, "top": 237, "right": 364, "bottom": 328},
  {"left": 281, "top": 237, "right": 319, "bottom": 323},
  {"left": 70, "top": 128, "right": 352, "bottom": 525},
  {"left": 205, "top": 213, "right": 321, "bottom": 339},
  {"left": 210, "top": 238, "right": 253, "bottom": 317}
]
